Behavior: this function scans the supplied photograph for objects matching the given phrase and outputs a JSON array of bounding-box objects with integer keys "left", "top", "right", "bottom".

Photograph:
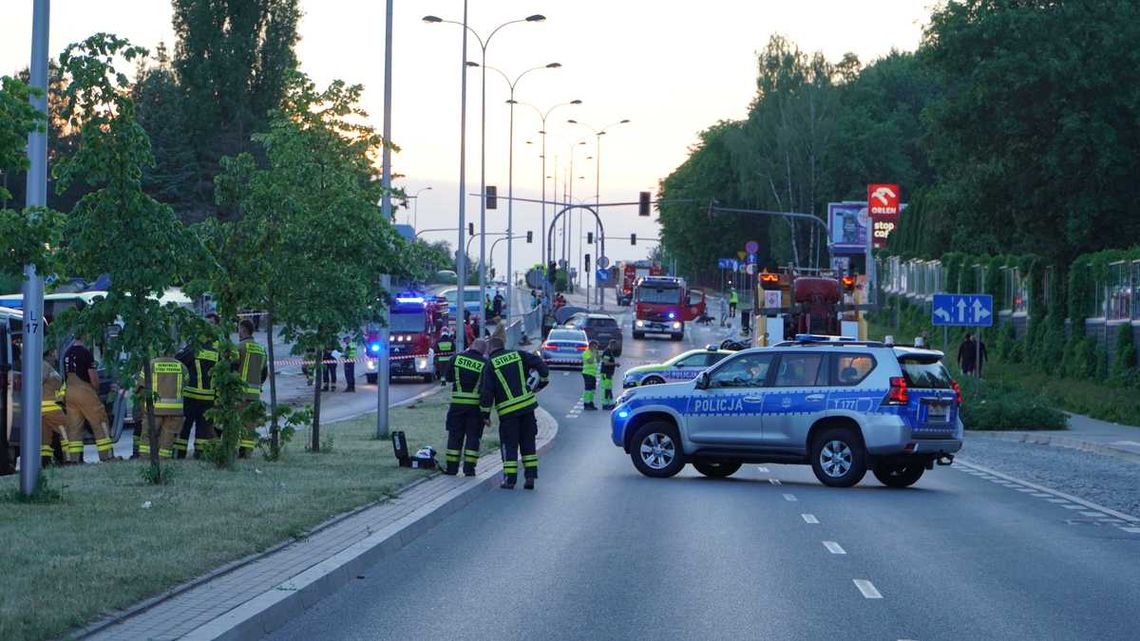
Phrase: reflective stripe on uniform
[
  {"left": 95, "top": 438, "right": 113, "bottom": 452},
  {"left": 522, "top": 454, "right": 539, "bottom": 468},
  {"left": 186, "top": 348, "right": 218, "bottom": 400},
  {"left": 445, "top": 448, "right": 461, "bottom": 462},
  {"left": 463, "top": 449, "right": 479, "bottom": 463},
  {"left": 41, "top": 400, "right": 62, "bottom": 412}
]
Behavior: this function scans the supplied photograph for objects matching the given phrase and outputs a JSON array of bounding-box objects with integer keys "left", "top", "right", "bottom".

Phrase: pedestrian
[
  {"left": 40, "top": 348, "right": 69, "bottom": 466},
  {"left": 175, "top": 335, "right": 220, "bottom": 459},
  {"left": 484, "top": 294, "right": 493, "bottom": 320},
  {"left": 342, "top": 335, "right": 357, "bottom": 392},
  {"left": 321, "top": 348, "right": 337, "bottom": 392},
  {"left": 493, "top": 291, "right": 504, "bottom": 319},
  {"left": 581, "top": 340, "right": 599, "bottom": 410},
  {"left": 956, "top": 332, "right": 987, "bottom": 377},
  {"left": 530, "top": 289, "right": 538, "bottom": 309},
  {"left": 137, "top": 353, "right": 190, "bottom": 459},
  {"left": 480, "top": 335, "right": 549, "bottom": 490},
  {"left": 600, "top": 339, "right": 619, "bottom": 410},
  {"left": 443, "top": 338, "right": 489, "bottom": 476},
  {"left": 434, "top": 328, "right": 455, "bottom": 378},
  {"left": 62, "top": 337, "right": 115, "bottom": 463},
  {"left": 718, "top": 296, "right": 729, "bottom": 328},
  {"left": 234, "top": 319, "right": 268, "bottom": 458},
  {"left": 728, "top": 286, "right": 739, "bottom": 319}
]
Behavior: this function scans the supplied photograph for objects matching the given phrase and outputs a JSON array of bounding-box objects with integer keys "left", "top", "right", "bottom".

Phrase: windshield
[
  {"left": 636, "top": 286, "right": 682, "bottom": 305},
  {"left": 899, "top": 357, "right": 954, "bottom": 389},
  {"left": 443, "top": 289, "right": 482, "bottom": 303},
  {"left": 389, "top": 312, "right": 426, "bottom": 332}
]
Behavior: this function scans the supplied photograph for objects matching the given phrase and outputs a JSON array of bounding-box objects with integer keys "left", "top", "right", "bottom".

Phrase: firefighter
[
  {"left": 581, "top": 340, "right": 599, "bottom": 410},
  {"left": 233, "top": 319, "right": 268, "bottom": 458},
  {"left": 443, "top": 338, "right": 488, "bottom": 476},
  {"left": 480, "top": 335, "right": 549, "bottom": 490},
  {"left": 599, "top": 339, "right": 619, "bottom": 410},
  {"left": 342, "top": 336, "right": 357, "bottom": 392},
  {"left": 62, "top": 337, "right": 114, "bottom": 463},
  {"left": 137, "top": 353, "right": 190, "bottom": 459},
  {"left": 40, "top": 349, "right": 69, "bottom": 466},
  {"left": 434, "top": 329, "right": 455, "bottom": 379},
  {"left": 175, "top": 337, "right": 219, "bottom": 459}
]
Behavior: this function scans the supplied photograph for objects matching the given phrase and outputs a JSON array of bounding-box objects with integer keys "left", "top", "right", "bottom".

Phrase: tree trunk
[
  {"left": 310, "top": 338, "right": 322, "bottom": 452},
  {"left": 142, "top": 354, "right": 161, "bottom": 479},
  {"left": 265, "top": 309, "right": 279, "bottom": 457}
]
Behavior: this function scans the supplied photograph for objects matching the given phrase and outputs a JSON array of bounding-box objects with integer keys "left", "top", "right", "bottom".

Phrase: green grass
[{"left": 0, "top": 393, "right": 499, "bottom": 641}]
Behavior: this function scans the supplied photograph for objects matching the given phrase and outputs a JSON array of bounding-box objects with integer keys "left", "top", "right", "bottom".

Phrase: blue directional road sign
[
  {"left": 717, "top": 258, "right": 739, "bottom": 270},
  {"left": 596, "top": 268, "right": 611, "bottom": 284},
  {"left": 932, "top": 293, "right": 993, "bottom": 327}
]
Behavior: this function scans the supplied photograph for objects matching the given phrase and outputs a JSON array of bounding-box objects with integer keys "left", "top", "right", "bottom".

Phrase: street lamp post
[
  {"left": 477, "top": 63, "right": 561, "bottom": 330},
  {"left": 408, "top": 186, "right": 432, "bottom": 231},
  {"left": 568, "top": 118, "right": 630, "bottom": 306},
  {"left": 425, "top": 12, "right": 546, "bottom": 336}
]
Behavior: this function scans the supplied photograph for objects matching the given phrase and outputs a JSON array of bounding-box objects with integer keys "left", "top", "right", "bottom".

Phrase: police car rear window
[{"left": 899, "top": 358, "right": 954, "bottom": 389}]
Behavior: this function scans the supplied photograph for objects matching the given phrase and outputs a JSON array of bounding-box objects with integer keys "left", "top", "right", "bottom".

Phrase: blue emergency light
[
  {"left": 369, "top": 342, "right": 382, "bottom": 353},
  {"left": 667, "top": 312, "right": 676, "bottom": 319},
  {"left": 395, "top": 296, "right": 425, "bottom": 304}
]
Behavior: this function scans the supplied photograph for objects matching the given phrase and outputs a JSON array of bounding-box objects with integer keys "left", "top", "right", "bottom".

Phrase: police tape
[{"left": 274, "top": 353, "right": 456, "bottom": 367}]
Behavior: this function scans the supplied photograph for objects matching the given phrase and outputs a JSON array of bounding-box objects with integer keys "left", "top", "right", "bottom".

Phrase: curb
[
  {"left": 71, "top": 385, "right": 447, "bottom": 641},
  {"left": 966, "top": 429, "right": 1140, "bottom": 463},
  {"left": 180, "top": 406, "right": 559, "bottom": 641}
]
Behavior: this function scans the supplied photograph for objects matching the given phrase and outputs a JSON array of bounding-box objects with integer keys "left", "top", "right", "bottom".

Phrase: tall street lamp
[
  {"left": 474, "top": 62, "right": 561, "bottom": 329},
  {"left": 407, "top": 186, "right": 432, "bottom": 231},
  {"left": 566, "top": 140, "right": 589, "bottom": 284},
  {"left": 424, "top": 12, "right": 545, "bottom": 335},
  {"left": 568, "top": 118, "right": 630, "bottom": 304}
]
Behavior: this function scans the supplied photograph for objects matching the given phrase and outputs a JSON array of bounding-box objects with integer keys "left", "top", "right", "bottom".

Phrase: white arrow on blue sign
[{"left": 932, "top": 293, "right": 993, "bottom": 327}]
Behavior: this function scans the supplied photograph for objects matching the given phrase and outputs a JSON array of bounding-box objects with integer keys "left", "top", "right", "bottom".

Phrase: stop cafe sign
[{"left": 868, "top": 183, "right": 900, "bottom": 249}]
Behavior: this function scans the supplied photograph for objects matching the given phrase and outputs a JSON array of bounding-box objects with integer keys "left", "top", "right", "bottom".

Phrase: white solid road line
[
  {"left": 823, "top": 541, "right": 847, "bottom": 555},
  {"left": 801, "top": 514, "right": 819, "bottom": 524},
  {"left": 853, "top": 579, "right": 883, "bottom": 599}
]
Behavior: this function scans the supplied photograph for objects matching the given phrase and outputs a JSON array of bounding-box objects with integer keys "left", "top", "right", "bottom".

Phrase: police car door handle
[
  {"left": 743, "top": 396, "right": 764, "bottom": 403},
  {"left": 805, "top": 393, "right": 826, "bottom": 401}
]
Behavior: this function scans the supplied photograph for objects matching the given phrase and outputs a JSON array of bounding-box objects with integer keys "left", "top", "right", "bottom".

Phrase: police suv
[{"left": 610, "top": 336, "right": 963, "bottom": 488}]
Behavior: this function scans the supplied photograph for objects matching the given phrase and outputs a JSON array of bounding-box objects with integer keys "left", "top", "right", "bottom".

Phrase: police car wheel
[
  {"left": 631, "top": 422, "right": 686, "bottom": 478},
  {"left": 642, "top": 376, "right": 666, "bottom": 386},
  {"left": 873, "top": 462, "right": 925, "bottom": 488},
  {"left": 693, "top": 461, "right": 741, "bottom": 478},
  {"left": 810, "top": 427, "right": 867, "bottom": 487}
]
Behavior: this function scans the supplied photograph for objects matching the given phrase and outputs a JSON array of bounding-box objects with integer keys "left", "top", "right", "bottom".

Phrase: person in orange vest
[
  {"left": 136, "top": 353, "right": 190, "bottom": 459},
  {"left": 40, "top": 349, "right": 69, "bottom": 466},
  {"left": 234, "top": 319, "right": 268, "bottom": 458}
]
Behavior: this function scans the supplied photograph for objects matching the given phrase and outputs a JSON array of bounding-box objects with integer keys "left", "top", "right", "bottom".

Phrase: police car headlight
[
  {"left": 672, "top": 322, "right": 682, "bottom": 329},
  {"left": 635, "top": 320, "right": 645, "bottom": 328},
  {"left": 616, "top": 391, "right": 633, "bottom": 406},
  {"left": 623, "top": 375, "right": 636, "bottom": 387}
]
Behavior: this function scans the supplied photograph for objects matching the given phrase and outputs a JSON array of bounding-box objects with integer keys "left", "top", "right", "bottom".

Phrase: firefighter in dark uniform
[
  {"left": 443, "top": 338, "right": 487, "bottom": 476},
  {"left": 342, "top": 336, "right": 357, "bottom": 392},
  {"left": 434, "top": 329, "right": 456, "bottom": 379},
  {"left": 480, "top": 335, "right": 549, "bottom": 490},
  {"left": 600, "top": 339, "right": 619, "bottom": 410},
  {"left": 175, "top": 338, "right": 219, "bottom": 459}
]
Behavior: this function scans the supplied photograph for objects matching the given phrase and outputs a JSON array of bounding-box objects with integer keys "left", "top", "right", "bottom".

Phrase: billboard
[
  {"left": 828, "top": 202, "right": 870, "bottom": 255},
  {"left": 868, "top": 183, "right": 901, "bottom": 249}
]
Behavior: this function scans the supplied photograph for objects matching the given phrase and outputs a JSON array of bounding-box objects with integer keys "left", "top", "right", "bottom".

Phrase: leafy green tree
[
  {"left": 132, "top": 43, "right": 198, "bottom": 212},
  {"left": 54, "top": 34, "right": 197, "bottom": 481}
]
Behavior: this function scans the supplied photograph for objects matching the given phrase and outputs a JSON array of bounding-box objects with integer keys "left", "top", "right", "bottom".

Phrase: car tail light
[
  {"left": 576, "top": 345, "right": 587, "bottom": 351},
  {"left": 951, "top": 380, "right": 963, "bottom": 405},
  {"left": 885, "top": 376, "right": 909, "bottom": 405},
  {"left": 542, "top": 342, "right": 552, "bottom": 350}
]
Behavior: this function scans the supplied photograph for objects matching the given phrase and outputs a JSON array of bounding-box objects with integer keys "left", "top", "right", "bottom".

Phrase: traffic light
[
  {"left": 587, "top": 231, "right": 594, "bottom": 244},
  {"left": 526, "top": 230, "right": 533, "bottom": 243},
  {"left": 630, "top": 233, "right": 637, "bottom": 245},
  {"left": 547, "top": 260, "right": 557, "bottom": 284},
  {"left": 638, "top": 191, "right": 651, "bottom": 216},
  {"left": 584, "top": 253, "right": 591, "bottom": 273},
  {"left": 486, "top": 185, "right": 498, "bottom": 209},
  {"left": 468, "top": 222, "right": 475, "bottom": 236},
  {"left": 490, "top": 267, "right": 497, "bottom": 279}
]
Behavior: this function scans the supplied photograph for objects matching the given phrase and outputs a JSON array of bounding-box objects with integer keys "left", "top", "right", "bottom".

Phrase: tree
[
  {"left": 132, "top": 43, "right": 198, "bottom": 212},
  {"left": 54, "top": 34, "right": 197, "bottom": 481},
  {"left": 172, "top": 0, "right": 300, "bottom": 221}
]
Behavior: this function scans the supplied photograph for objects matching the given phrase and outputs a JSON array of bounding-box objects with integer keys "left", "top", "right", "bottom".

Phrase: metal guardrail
[{"left": 506, "top": 305, "right": 542, "bottom": 350}]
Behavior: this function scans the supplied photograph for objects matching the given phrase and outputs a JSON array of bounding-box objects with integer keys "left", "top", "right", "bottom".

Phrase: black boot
[
  {"left": 523, "top": 477, "right": 535, "bottom": 490},
  {"left": 500, "top": 476, "right": 516, "bottom": 489},
  {"left": 463, "top": 464, "right": 476, "bottom": 477},
  {"left": 583, "top": 403, "right": 597, "bottom": 410}
]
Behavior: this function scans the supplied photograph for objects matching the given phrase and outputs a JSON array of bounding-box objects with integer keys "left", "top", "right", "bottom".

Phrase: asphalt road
[{"left": 268, "top": 310, "right": 1140, "bottom": 641}]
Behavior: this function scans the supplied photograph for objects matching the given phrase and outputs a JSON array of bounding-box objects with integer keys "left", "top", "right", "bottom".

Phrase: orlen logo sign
[{"left": 868, "top": 183, "right": 900, "bottom": 249}]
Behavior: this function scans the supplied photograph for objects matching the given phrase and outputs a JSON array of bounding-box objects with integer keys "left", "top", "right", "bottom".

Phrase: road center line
[
  {"left": 802, "top": 514, "right": 819, "bottom": 524},
  {"left": 853, "top": 579, "right": 883, "bottom": 599},
  {"left": 823, "top": 541, "right": 846, "bottom": 555}
]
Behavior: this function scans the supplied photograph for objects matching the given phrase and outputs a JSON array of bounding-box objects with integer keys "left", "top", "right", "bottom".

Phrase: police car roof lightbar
[{"left": 394, "top": 296, "right": 425, "bottom": 304}]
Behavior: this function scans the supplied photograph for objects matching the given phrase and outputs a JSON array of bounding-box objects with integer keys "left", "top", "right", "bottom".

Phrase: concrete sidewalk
[
  {"left": 968, "top": 413, "right": 1140, "bottom": 461},
  {"left": 78, "top": 407, "right": 559, "bottom": 641}
]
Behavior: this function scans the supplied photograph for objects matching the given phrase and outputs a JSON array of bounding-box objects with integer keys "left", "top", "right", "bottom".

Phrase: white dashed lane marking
[
  {"left": 769, "top": 478, "right": 782, "bottom": 486},
  {"left": 801, "top": 514, "right": 819, "bottom": 524},
  {"left": 783, "top": 493, "right": 797, "bottom": 502},
  {"left": 853, "top": 579, "right": 883, "bottom": 599},
  {"left": 756, "top": 466, "right": 769, "bottom": 473},
  {"left": 823, "top": 541, "right": 846, "bottom": 555}
]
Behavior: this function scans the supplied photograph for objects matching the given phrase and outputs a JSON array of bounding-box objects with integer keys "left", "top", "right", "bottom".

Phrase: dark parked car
[{"left": 564, "top": 312, "right": 623, "bottom": 356}]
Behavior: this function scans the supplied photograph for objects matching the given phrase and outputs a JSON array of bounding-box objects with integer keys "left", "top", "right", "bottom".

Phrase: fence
[{"left": 506, "top": 304, "right": 543, "bottom": 350}]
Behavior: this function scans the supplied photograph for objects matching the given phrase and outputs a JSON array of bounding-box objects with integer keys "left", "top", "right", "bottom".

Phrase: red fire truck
[
  {"left": 631, "top": 276, "right": 706, "bottom": 341},
  {"left": 365, "top": 292, "right": 443, "bottom": 384},
  {"left": 617, "top": 260, "right": 665, "bottom": 306}
]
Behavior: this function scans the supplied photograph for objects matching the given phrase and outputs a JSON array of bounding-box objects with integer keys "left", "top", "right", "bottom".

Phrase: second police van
[{"left": 610, "top": 336, "right": 963, "bottom": 488}]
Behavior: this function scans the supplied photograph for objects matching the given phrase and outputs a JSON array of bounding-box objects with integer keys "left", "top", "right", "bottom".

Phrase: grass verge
[{"left": 0, "top": 392, "right": 498, "bottom": 641}]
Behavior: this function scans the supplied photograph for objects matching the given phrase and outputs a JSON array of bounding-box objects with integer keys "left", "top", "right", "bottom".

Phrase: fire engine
[
  {"left": 617, "top": 260, "right": 664, "bottom": 306},
  {"left": 631, "top": 276, "right": 706, "bottom": 341},
  {"left": 365, "top": 292, "right": 442, "bottom": 384}
]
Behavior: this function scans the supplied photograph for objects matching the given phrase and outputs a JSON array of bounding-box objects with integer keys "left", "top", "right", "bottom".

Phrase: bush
[
  {"left": 1111, "top": 322, "right": 1137, "bottom": 386},
  {"left": 957, "top": 377, "right": 1068, "bottom": 431}
]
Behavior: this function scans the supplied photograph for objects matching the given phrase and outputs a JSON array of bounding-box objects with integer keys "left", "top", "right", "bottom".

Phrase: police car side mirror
[{"left": 694, "top": 371, "right": 710, "bottom": 389}]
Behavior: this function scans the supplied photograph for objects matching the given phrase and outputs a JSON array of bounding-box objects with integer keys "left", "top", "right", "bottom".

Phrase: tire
[
  {"left": 810, "top": 427, "right": 867, "bottom": 487},
  {"left": 630, "top": 421, "right": 686, "bottom": 478},
  {"left": 670, "top": 331, "right": 684, "bottom": 342},
  {"left": 632, "top": 331, "right": 644, "bottom": 340},
  {"left": 422, "top": 373, "right": 434, "bottom": 383},
  {"left": 693, "top": 460, "right": 742, "bottom": 478},
  {"left": 873, "top": 461, "right": 926, "bottom": 488},
  {"left": 366, "top": 373, "right": 378, "bottom": 384},
  {"left": 641, "top": 376, "right": 666, "bottom": 386}
]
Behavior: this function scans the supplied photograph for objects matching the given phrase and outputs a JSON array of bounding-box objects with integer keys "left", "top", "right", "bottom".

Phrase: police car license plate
[{"left": 927, "top": 403, "right": 950, "bottom": 422}]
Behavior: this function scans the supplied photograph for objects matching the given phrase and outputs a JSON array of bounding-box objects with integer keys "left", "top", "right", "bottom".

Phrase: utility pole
[{"left": 376, "top": 0, "right": 393, "bottom": 438}]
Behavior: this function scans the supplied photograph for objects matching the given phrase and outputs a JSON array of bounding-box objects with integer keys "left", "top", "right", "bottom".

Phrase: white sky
[{"left": 1, "top": 0, "right": 936, "bottom": 272}]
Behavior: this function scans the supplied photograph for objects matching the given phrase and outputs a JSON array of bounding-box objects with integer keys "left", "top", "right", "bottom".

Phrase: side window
[
  {"left": 673, "top": 354, "right": 702, "bottom": 368},
  {"left": 707, "top": 352, "right": 731, "bottom": 366},
  {"left": 832, "top": 354, "right": 876, "bottom": 386},
  {"left": 773, "top": 353, "right": 827, "bottom": 387},
  {"left": 708, "top": 353, "right": 774, "bottom": 388}
]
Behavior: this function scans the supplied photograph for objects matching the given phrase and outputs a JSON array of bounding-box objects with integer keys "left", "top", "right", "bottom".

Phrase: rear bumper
[{"left": 863, "top": 414, "right": 963, "bottom": 455}]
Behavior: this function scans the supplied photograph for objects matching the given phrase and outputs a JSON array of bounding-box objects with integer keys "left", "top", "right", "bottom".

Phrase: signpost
[
  {"left": 932, "top": 293, "right": 993, "bottom": 378},
  {"left": 868, "top": 183, "right": 900, "bottom": 249}
]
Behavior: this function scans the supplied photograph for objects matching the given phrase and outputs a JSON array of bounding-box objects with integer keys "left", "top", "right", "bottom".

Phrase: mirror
[{"left": 695, "top": 371, "right": 709, "bottom": 389}]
